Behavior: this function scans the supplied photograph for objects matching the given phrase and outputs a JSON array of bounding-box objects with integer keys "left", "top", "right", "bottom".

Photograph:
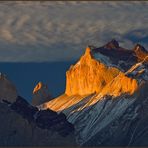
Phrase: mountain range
[{"left": 0, "top": 39, "right": 148, "bottom": 146}]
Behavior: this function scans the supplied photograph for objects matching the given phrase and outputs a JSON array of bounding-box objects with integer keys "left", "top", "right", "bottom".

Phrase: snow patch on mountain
[
  {"left": 63, "top": 94, "right": 136, "bottom": 145},
  {"left": 93, "top": 52, "right": 112, "bottom": 66}
]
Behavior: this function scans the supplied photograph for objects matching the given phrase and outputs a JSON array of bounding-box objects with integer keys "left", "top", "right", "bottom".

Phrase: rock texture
[
  {"left": 133, "top": 44, "right": 148, "bottom": 62},
  {"left": 0, "top": 96, "right": 76, "bottom": 146},
  {"left": 65, "top": 46, "right": 120, "bottom": 96},
  {"left": 104, "top": 39, "right": 120, "bottom": 49},
  {"left": 40, "top": 41, "right": 148, "bottom": 146},
  {"left": 100, "top": 72, "right": 138, "bottom": 97},
  {"left": 42, "top": 46, "right": 138, "bottom": 111},
  {"left": 83, "top": 82, "right": 148, "bottom": 146},
  {"left": 0, "top": 73, "right": 17, "bottom": 103},
  {"left": 32, "top": 82, "right": 52, "bottom": 106},
  {"left": 92, "top": 40, "right": 148, "bottom": 70}
]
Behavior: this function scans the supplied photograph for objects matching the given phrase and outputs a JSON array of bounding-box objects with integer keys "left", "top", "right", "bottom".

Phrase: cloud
[
  {"left": 0, "top": 29, "right": 15, "bottom": 42},
  {"left": 0, "top": 1, "right": 147, "bottom": 62}
]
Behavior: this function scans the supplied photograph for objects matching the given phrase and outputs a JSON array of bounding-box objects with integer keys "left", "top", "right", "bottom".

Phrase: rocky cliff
[
  {"left": 41, "top": 40, "right": 148, "bottom": 146},
  {"left": 65, "top": 47, "right": 120, "bottom": 96},
  {"left": 43, "top": 46, "right": 139, "bottom": 111},
  {"left": 32, "top": 81, "right": 52, "bottom": 106},
  {"left": 133, "top": 44, "right": 148, "bottom": 62}
]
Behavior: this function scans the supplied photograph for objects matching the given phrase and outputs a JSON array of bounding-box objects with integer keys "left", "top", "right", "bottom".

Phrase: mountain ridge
[
  {"left": 0, "top": 39, "right": 147, "bottom": 146},
  {"left": 39, "top": 40, "right": 148, "bottom": 146},
  {"left": 42, "top": 42, "right": 143, "bottom": 111}
]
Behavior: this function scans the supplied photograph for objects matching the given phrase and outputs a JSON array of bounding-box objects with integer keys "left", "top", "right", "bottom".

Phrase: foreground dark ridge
[{"left": 0, "top": 96, "right": 76, "bottom": 146}]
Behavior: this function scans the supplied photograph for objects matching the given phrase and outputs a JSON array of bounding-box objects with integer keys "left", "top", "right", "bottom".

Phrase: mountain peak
[
  {"left": 65, "top": 46, "right": 121, "bottom": 96},
  {"left": 83, "top": 46, "right": 93, "bottom": 59},
  {"left": 104, "top": 39, "right": 119, "bottom": 49},
  {"left": 133, "top": 44, "right": 147, "bottom": 53},
  {"left": 33, "top": 81, "right": 44, "bottom": 94},
  {"left": 73, "top": 46, "right": 94, "bottom": 68},
  {"left": 0, "top": 73, "right": 17, "bottom": 103},
  {"left": 32, "top": 82, "right": 52, "bottom": 106},
  {"left": 64, "top": 44, "right": 140, "bottom": 96},
  {"left": 133, "top": 44, "right": 148, "bottom": 62}
]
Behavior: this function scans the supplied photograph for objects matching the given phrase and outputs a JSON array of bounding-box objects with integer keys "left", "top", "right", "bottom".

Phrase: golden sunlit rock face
[
  {"left": 100, "top": 72, "right": 138, "bottom": 97},
  {"left": 33, "top": 81, "right": 43, "bottom": 94},
  {"left": 66, "top": 47, "right": 120, "bottom": 96},
  {"left": 42, "top": 47, "right": 139, "bottom": 111}
]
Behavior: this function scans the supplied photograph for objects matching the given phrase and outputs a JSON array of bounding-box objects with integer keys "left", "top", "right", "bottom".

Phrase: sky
[
  {"left": 0, "top": 1, "right": 148, "bottom": 102},
  {"left": 0, "top": 1, "right": 147, "bottom": 62},
  {"left": 0, "top": 62, "right": 74, "bottom": 102}
]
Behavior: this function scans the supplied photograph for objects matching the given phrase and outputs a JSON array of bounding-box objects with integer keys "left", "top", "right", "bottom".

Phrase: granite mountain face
[{"left": 40, "top": 40, "right": 148, "bottom": 146}]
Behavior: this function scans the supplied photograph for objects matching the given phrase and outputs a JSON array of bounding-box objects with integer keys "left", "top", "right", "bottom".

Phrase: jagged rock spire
[
  {"left": 133, "top": 44, "right": 147, "bottom": 53},
  {"left": 65, "top": 46, "right": 120, "bottom": 96},
  {"left": 80, "top": 46, "right": 93, "bottom": 62},
  {"left": 105, "top": 39, "right": 119, "bottom": 49},
  {"left": 133, "top": 44, "right": 148, "bottom": 62},
  {"left": 84, "top": 46, "right": 91, "bottom": 56},
  {"left": 42, "top": 45, "right": 139, "bottom": 112},
  {"left": 33, "top": 81, "right": 44, "bottom": 94},
  {"left": 32, "top": 81, "right": 52, "bottom": 106}
]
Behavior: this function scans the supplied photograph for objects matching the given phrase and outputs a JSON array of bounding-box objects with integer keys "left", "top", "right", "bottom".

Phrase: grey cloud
[
  {"left": 0, "top": 1, "right": 147, "bottom": 62},
  {"left": 0, "top": 29, "right": 15, "bottom": 42}
]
